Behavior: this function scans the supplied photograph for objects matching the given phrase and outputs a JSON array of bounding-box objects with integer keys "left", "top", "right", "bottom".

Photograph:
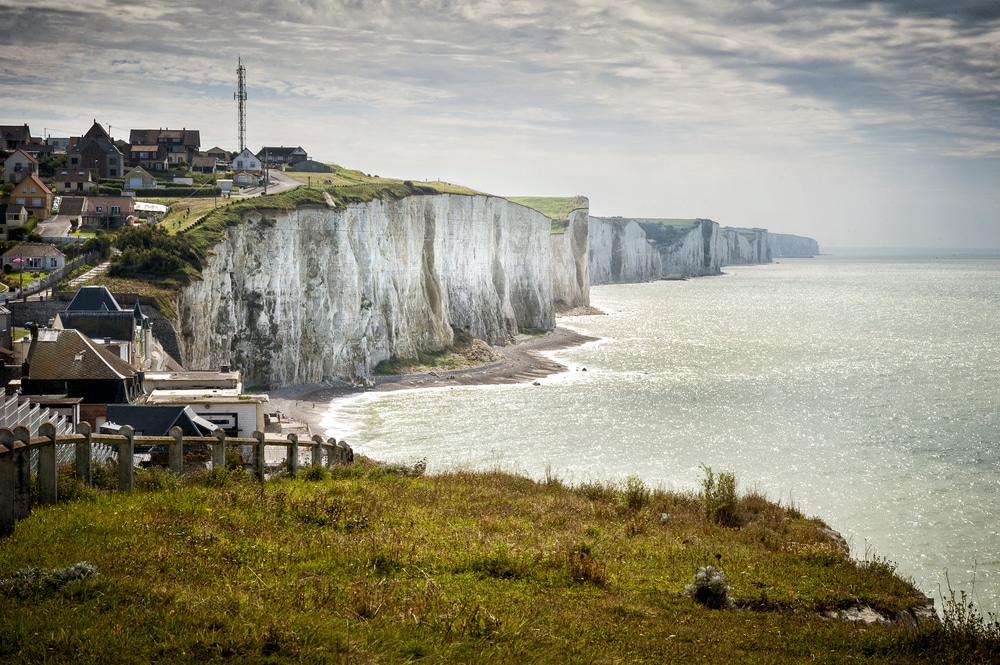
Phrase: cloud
[{"left": 1, "top": 0, "right": 998, "bottom": 247}]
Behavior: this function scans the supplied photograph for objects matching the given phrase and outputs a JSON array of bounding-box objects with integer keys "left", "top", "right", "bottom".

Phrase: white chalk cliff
[
  {"left": 589, "top": 217, "right": 781, "bottom": 284},
  {"left": 176, "top": 194, "right": 589, "bottom": 388}
]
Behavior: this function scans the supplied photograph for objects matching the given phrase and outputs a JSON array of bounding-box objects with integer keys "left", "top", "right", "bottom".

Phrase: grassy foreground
[{"left": 0, "top": 462, "right": 995, "bottom": 664}]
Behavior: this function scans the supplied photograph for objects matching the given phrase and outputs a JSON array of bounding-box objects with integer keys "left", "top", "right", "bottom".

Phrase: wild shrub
[
  {"left": 685, "top": 565, "right": 730, "bottom": 609},
  {"left": 56, "top": 465, "right": 96, "bottom": 503},
  {"left": 701, "top": 464, "right": 739, "bottom": 527},
  {"left": 301, "top": 464, "right": 329, "bottom": 482},
  {"left": 566, "top": 541, "right": 607, "bottom": 585},
  {"left": 622, "top": 475, "right": 650, "bottom": 513},
  {"left": 135, "top": 466, "right": 180, "bottom": 492}
]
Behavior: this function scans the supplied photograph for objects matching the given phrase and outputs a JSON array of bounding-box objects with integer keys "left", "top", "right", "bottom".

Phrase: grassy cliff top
[
  {"left": 1, "top": 463, "right": 985, "bottom": 663},
  {"left": 508, "top": 196, "right": 589, "bottom": 233}
]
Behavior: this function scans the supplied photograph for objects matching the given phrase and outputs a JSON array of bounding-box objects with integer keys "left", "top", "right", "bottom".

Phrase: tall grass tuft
[{"left": 701, "top": 464, "right": 739, "bottom": 527}]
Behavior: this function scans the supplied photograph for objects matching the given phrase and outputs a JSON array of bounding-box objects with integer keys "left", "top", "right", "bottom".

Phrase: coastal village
[{"left": 0, "top": 119, "right": 325, "bottom": 467}]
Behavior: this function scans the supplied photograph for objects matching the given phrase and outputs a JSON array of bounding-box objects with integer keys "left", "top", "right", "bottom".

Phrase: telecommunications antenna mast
[{"left": 235, "top": 57, "right": 247, "bottom": 153}]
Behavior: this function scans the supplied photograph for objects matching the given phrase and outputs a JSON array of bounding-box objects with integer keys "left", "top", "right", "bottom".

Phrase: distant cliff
[
  {"left": 589, "top": 217, "right": 781, "bottom": 284},
  {"left": 176, "top": 194, "right": 589, "bottom": 388},
  {"left": 768, "top": 233, "right": 820, "bottom": 258}
]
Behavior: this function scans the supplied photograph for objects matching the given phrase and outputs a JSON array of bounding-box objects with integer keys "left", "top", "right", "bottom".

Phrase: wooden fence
[{"left": 0, "top": 422, "right": 354, "bottom": 536}]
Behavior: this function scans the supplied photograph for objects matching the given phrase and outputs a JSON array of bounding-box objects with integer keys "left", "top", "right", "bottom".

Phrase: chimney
[{"left": 104, "top": 337, "right": 111, "bottom": 345}]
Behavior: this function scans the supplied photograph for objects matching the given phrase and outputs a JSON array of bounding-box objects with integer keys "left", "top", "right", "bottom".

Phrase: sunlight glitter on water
[{"left": 322, "top": 257, "right": 1000, "bottom": 612}]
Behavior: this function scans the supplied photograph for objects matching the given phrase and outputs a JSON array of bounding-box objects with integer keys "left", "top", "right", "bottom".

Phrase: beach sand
[{"left": 265, "top": 326, "right": 598, "bottom": 437}]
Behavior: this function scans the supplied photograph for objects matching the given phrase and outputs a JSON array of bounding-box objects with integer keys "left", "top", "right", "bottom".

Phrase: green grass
[
  {"left": 508, "top": 196, "right": 588, "bottom": 233},
  {"left": 1, "top": 464, "right": 992, "bottom": 663}
]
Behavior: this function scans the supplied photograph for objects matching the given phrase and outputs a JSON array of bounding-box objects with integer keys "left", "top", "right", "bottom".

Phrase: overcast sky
[{"left": 2, "top": 0, "right": 998, "bottom": 249}]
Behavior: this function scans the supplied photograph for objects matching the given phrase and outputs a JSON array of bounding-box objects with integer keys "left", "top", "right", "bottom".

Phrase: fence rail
[{"left": 0, "top": 422, "right": 354, "bottom": 536}]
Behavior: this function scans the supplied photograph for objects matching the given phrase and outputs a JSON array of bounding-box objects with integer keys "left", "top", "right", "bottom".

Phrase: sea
[{"left": 321, "top": 252, "right": 1000, "bottom": 613}]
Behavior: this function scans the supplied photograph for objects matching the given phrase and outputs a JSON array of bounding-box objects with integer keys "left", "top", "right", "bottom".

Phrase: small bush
[
  {"left": 301, "top": 464, "right": 329, "bottom": 482},
  {"left": 685, "top": 565, "right": 730, "bottom": 609},
  {"left": 0, "top": 561, "right": 99, "bottom": 598},
  {"left": 701, "top": 464, "right": 739, "bottom": 527},
  {"left": 622, "top": 475, "right": 650, "bottom": 513},
  {"left": 566, "top": 542, "right": 607, "bottom": 585}
]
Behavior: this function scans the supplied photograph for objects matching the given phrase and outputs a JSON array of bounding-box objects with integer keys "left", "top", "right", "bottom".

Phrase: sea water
[{"left": 321, "top": 255, "right": 1000, "bottom": 612}]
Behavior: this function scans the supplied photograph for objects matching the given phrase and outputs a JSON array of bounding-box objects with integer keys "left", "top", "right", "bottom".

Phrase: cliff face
[
  {"left": 589, "top": 218, "right": 775, "bottom": 284},
  {"left": 769, "top": 233, "right": 820, "bottom": 258},
  {"left": 549, "top": 206, "right": 591, "bottom": 310},
  {"left": 177, "top": 194, "right": 588, "bottom": 388}
]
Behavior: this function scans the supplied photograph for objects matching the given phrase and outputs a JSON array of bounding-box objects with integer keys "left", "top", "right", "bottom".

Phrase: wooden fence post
[
  {"left": 253, "top": 431, "right": 266, "bottom": 482},
  {"left": 37, "top": 423, "right": 58, "bottom": 505},
  {"left": 0, "top": 430, "right": 15, "bottom": 536},
  {"left": 212, "top": 430, "right": 226, "bottom": 471},
  {"left": 311, "top": 435, "right": 324, "bottom": 468},
  {"left": 118, "top": 425, "right": 135, "bottom": 493},
  {"left": 169, "top": 426, "right": 183, "bottom": 474},
  {"left": 287, "top": 433, "right": 299, "bottom": 477},
  {"left": 13, "top": 426, "right": 31, "bottom": 519},
  {"left": 76, "top": 422, "right": 92, "bottom": 486}
]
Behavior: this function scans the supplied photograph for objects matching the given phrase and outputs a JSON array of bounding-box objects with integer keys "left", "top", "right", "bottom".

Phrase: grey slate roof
[
  {"left": 65, "top": 286, "right": 122, "bottom": 312},
  {"left": 104, "top": 404, "right": 219, "bottom": 437}
]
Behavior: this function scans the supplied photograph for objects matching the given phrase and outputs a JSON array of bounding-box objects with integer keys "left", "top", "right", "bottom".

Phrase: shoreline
[{"left": 265, "top": 326, "right": 598, "bottom": 437}]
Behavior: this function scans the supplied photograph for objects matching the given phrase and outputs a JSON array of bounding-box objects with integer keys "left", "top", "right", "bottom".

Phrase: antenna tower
[{"left": 235, "top": 57, "right": 247, "bottom": 152}]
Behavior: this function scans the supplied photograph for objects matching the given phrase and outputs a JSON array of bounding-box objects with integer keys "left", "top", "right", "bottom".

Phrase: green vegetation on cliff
[
  {"left": 508, "top": 196, "right": 589, "bottom": 233},
  {"left": 2, "top": 464, "right": 992, "bottom": 663}
]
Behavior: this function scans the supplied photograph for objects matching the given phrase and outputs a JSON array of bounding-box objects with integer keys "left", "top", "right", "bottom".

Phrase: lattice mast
[{"left": 235, "top": 57, "right": 247, "bottom": 153}]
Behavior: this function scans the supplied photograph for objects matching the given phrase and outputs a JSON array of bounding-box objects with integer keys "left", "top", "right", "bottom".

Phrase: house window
[
  {"left": 15, "top": 198, "right": 24, "bottom": 205},
  {"left": 70, "top": 157, "right": 79, "bottom": 165},
  {"left": 95, "top": 206, "right": 102, "bottom": 213},
  {"left": 236, "top": 160, "right": 243, "bottom": 169},
  {"left": 111, "top": 206, "right": 121, "bottom": 216},
  {"left": 50, "top": 258, "right": 58, "bottom": 268},
  {"left": 32, "top": 198, "right": 41, "bottom": 207}
]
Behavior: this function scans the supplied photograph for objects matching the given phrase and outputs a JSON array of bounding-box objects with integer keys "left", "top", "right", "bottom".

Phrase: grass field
[{"left": 1, "top": 463, "right": 994, "bottom": 663}]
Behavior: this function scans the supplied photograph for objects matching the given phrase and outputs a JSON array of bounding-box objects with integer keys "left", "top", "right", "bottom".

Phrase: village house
[
  {"left": 129, "top": 128, "right": 201, "bottom": 166},
  {"left": 54, "top": 286, "right": 152, "bottom": 370},
  {"left": 123, "top": 166, "right": 157, "bottom": 190},
  {"left": 10, "top": 173, "right": 53, "bottom": 220},
  {"left": 144, "top": 367, "right": 266, "bottom": 438},
  {"left": 190, "top": 154, "right": 217, "bottom": 174},
  {"left": 3, "top": 149, "right": 38, "bottom": 184},
  {"left": 20, "top": 327, "right": 144, "bottom": 427},
  {"left": 204, "top": 146, "right": 231, "bottom": 163},
  {"left": 1, "top": 243, "right": 65, "bottom": 272},
  {"left": 0, "top": 124, "right": 32, "bottom": 150},
  {"left": 79, "top": 196, "right": 136, "bottom": 229},
  {"left": 52, "top": 169, "right": 97, "bottom": 195},
  {"left": 0, "top": 204, "right": 28, "bottom": 241},
  {"left": 67, "top": 121, "right": 123, "bottom": 178},
  {"left": 231, "top": 148, "right": 263, "bottom": 173},
  {"left": 127, "top": 143, "right": 170, "bottom": 171},
  {"left": 256, "top": 146, "right": 308, "bottom": 166}
]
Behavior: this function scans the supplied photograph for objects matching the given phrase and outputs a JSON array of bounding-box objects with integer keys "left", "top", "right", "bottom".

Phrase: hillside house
[
  {"left": 20, "top": 327, "right": 144, "bottom": 426},
  {"left": 257, "top": 146, "right": 308, "bottom": 166},
  {"left": 205, "top": 147, "right": 231, "bottom": 163},
  {"left": 123, "top": 166, "right": 157, "bottom": 190},
  {"left": 0, "top": 124, "right": 32, "bottom": 150},
  {"left": 0, "top": 204, "right": 28, "bottom": 241},
  {"left": 190, "top": 154, "right": 217, "bottom": 174},
  {"left": 55, "top": 286, "right": 152, "bottom": 369},
  {"left": 128, "top": 143, "right": 170, "bottom": 171},
  {"left": 67, "top": 121, "right": 123, "bottom": 178},
  {"left": 3, "top": 149, "right": 38, "bottom": 184},
  {"left": 129, "top": 128, "right": 201, "bottom": 166},
  {"left": 231, "top": 148, "right": 263, "bottom": 173},
  {"left": 79, "top": 196, "right": 136, "bottom": 229},
  {"left": 10, "top": 173, "right": 53, "bottom": 220},
  {"left": 53, "top": 169, "right": 97, "bottom": 195},
  {"left": 1, "top": 243, "right": 65, "bottom": 272}
]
